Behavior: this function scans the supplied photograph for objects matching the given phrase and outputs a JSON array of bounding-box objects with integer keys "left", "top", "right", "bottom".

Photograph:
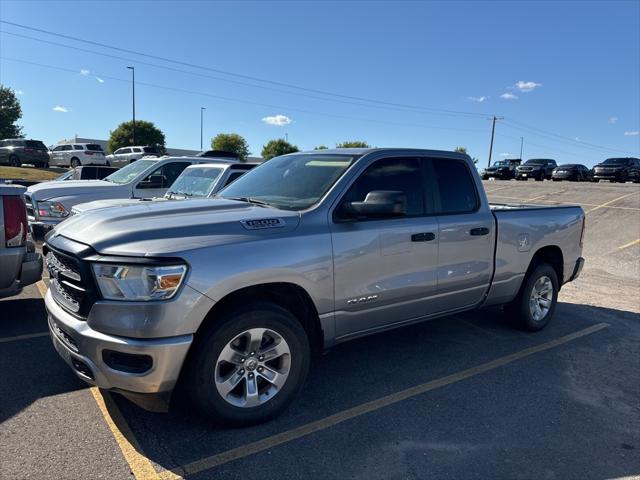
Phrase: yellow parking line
[
  {"left": 618, "top": 239, "right": 640, "bottom": 250},
  {"left": 90, "top": 388, "right": 169, "bottom": 480},
  {"left": 526, "top": 190, "right": 565, "bottom": 202},
  {"left": 36, "top": 280, "right": 48, "bottom": 298},
  {"left": 586, "top": 191, "right": 639, "bottom": 214},
  {"left": 0, "top": 331, "right": 49, "bottom": 343},
  {"left": 158, "top": 322, "right": 609, "bottom": 478}
]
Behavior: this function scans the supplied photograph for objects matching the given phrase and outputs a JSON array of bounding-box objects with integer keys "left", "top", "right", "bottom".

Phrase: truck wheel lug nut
[{"left": 250, "top": 351, "right": 255, "bottom": 356}]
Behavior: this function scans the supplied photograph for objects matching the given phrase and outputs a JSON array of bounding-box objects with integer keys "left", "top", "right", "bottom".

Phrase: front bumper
[
  {"left": 45, "top": 289, "right": 193, "bottom": 409},
  {"left": 484, "top": 170, "right": 511, "bottom": 179},
  {"left": 593, "top": 171, "right": 623, "bottom": 180},
  {"left": 515, "top": 170, "right": 540, "bottom": 179}
]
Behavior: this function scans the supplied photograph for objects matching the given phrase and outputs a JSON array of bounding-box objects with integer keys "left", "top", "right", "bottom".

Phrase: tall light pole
[
  {"left": 519, "top": 136, "right": 524, "bottom": 160},
  {"left": 200, "top": 107, "right": 206, "bottom": 151},
  {"left": 487, "top": 115, "right": 504, "bottom": 168},
  {"left": 284, "top": 132, "right": 289, "bottom": 142},
  {"left": 127, "top": 66, "right": 136, "bottom": 145}
]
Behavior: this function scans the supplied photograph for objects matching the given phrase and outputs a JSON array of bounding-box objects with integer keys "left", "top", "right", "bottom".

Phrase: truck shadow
[{"left": 107, "top": 301, "right": 639, "bottom": 478}]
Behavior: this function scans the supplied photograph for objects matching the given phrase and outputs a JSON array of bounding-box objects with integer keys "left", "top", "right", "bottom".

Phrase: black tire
[
  {"left": 593, "top": 178, "right": 600, "bottom": 183},
  {"left": 9, "top": 154, "right": 20, "bottom": 167},
  {"left": 70, "top": 157, "right": 81, "bottom": 168},
  {"left": 505, "top": 263, "right": 559, "bottom": 332},
  {"left": 535, "top": 174, "right": 543, "bottom": 181},
  {"left": 185, "top": 303, "right": 310, "bottom": 426}
]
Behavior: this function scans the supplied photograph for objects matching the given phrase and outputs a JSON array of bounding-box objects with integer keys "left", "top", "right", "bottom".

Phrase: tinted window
[
  {"left": 25, "top": 140, "right": 45, "bottom": 148},
  {"left": 139, "top": 162, "right": 190, "bottom": 188},
  {"left": 74, "top": 145, "right": 84, "bottom": 150},
  {"left": 132, "top": 148, "right": 142, "bottom": 153},
  {"left": 223, "top": 171, "right": 245, "bottom": 187},
  {"left": 86, "top": 144, "right": 103, "bottom": 151},
  {"left": 62, "top": 145, "right": 73, "bottom": 151},
  {"left": 143, "top": 147, "right": 158, "bottom": 154},
  {"left": 119, "top": 148, "right": 132, "bottom": 154},
  {"left": 338, "top": 157, "right": 424, "bottom": 219},
  {"left": 432, "top": 158, "right": 478, "bottom": 214}
]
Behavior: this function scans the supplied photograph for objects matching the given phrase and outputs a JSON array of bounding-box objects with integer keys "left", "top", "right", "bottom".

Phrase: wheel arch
[{"left": 526, "top": 245, "right": 564, "bottom": 288}]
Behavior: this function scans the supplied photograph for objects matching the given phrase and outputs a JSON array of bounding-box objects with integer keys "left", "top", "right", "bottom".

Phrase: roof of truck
[{"left": 294, "top": 147, "right": 470, "bottom": 159}]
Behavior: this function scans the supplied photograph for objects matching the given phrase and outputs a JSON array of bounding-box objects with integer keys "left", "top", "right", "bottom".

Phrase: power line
[
  {"left": 0, "top": 20, "right": 491, "bottom": 119},
  {"left": 0, "top": 56, "right": 490, "bottom": 135}
]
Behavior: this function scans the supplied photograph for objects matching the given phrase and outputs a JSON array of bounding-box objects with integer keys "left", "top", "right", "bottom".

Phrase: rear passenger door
[
  {"left": 431, "top": 158, "right": 494, "bottom": 312},
  {"left": 330, "top": 157, "right": 440, "bottom": 338}
]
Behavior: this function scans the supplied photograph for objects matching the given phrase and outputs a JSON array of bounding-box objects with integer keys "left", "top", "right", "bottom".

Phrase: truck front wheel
[
  {"left": 185, "top": 303, "right": 310, "bottom": 426},
  {"left": 505, "top": 263, "right": 559, "bottom": 332}
]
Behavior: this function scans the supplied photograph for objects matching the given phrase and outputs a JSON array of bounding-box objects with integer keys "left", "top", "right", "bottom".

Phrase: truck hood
[
  {"left": 52, "top": 198, "right": 301, "bottom": 256},
  {"left": 72, "top": 197, "right": 166, "bottom": 215},
  {"left": 26, "top": 180, "right": 120, "bottom": 201}
]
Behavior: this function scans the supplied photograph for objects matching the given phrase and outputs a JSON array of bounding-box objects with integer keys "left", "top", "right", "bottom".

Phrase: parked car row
[
  {"left": 482, "top": 157, "right": 640, "bottom": 182},
  {"left": 0, "top": 138, "right": 162, "bottom": 169}
]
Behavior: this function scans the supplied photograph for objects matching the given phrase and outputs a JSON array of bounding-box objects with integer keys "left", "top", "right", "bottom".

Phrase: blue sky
[{"left": 0, "top": 0, "right": 638, "bottom": 166}]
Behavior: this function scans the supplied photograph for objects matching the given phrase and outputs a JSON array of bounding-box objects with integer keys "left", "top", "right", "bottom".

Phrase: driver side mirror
[
  {"left": 341, "top": 190, "right": 407, "bottom": 220},
  {"left": 140, "top": 174, "right": 164, "bottom": 189}
]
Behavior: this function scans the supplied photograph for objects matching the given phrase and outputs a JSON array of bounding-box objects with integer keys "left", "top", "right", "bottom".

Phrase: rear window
[
  {"left": 25, "top": 141, "right": 45, "bottom": 148},
  {"left": 86, "top": 144, "right": 103, "bottom": 151},
  {"left": 432, "top": 158, "right": 479, "bottom": 214}
]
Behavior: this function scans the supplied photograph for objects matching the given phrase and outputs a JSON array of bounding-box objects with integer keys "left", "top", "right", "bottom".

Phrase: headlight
[
  {"left": 37, "top": 201, "right": 69, "bottom": 218},
  {"left": 92, "top": 263, "right": 187, "bottom": 301}
]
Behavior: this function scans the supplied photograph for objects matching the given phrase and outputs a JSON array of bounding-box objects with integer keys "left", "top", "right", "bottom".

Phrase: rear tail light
[
  {"left": 3, "top": 195, "right": 27, "bottom": 247},
  {"left": 579, "top": 217, "right": 586, "bottom": 248}
]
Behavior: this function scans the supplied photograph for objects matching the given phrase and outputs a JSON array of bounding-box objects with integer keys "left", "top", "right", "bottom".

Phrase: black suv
[
  {"left": 482, "top": 158, "right": 521, "bottom": 180},
  {"left": 0, "top": 139, "right": 49, "bottom": 167},
  {"left": 551, "top": 164, "right": 592, "bottom": 182},
  {"left": 515, "top": 159, "right": 557, "bottom": 181},
  {"left": 592, "top": 158, "right": 640, "bottom": 183}
]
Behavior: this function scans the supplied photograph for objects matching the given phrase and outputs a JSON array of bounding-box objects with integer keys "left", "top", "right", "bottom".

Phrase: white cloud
[
  {"left": 608, "top": 116, "right": 618, "bottom": 124},
  {"left": 52, "top": 105, "right": 69, "bottom": 113},
  {"left": 15, "top": 89, "right": 24, "bottom": 95},
  {"left": 514, "top": 80, "right": 542, "bottom": 92},
  {"left": 467, "top": 96, "right": 488, "bottom": 103},
  {"left": 500, "top": 153, "right": 513, "bottom": 157},
  {"left": 95, "top": 77, "right": 105, "bottom": 84},
  {"left": 500, "top": 92, "right": 518, "bottom": 100},
  {"left": 262, "top": 114, "right": 292, "bottom": 126},
  {"left": 80, "top": 69, "right": 90, "bottom": 76},
  {"left": 624, "top": 131, "right": 639, "bottom": 136}
]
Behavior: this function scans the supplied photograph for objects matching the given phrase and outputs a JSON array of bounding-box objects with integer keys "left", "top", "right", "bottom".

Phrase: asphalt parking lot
[{"left": 1, "top": 180, "right": 639, "bottom": 480}]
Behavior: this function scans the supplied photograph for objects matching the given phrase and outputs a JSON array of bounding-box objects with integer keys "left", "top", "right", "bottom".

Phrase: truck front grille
[{"left": 45, "top": 245, "right": 97, "bottom": 319}]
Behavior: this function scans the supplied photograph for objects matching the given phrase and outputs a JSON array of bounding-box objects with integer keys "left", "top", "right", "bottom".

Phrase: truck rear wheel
[
  {"left": 185, "top": 303, "right": 310, "bottom": 426},
  {"left": 505, "top": 263, "right": 559, "bottom": 332}
]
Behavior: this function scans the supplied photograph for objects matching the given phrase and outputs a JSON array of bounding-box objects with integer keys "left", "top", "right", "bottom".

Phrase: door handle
[
  {"left": 470, "top": 227, "right": 490, "bottom": 236},
  {"left": 411, "top": 232, "right": 436, "bottom": 242}
]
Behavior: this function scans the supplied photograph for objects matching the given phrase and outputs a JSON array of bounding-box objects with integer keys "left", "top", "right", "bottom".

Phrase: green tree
[
  {"left": 336, "top": 140, "right": 370, "bottom": 148},
  {"left": 261, "top": 139, "right": 299, "bottom": 160},
  {"left": 211, "top": 133, "right": 251, "bottom": 161},
  {"left": 314, "top": 145, "right": 328, "bottom": 150},
  {"left": 108, "top": 120, "right": 165, "bottom": 153},
  {"left": 454, "top": 146, "right": 478, "bottom": 164},
  {"left": 0, "top": 85, "right": 23, "bottom": 138}
]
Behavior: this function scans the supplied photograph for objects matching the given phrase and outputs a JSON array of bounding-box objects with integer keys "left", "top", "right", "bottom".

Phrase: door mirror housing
[{"left": 342, "top": 190, "right": 407, "bottom": 219}]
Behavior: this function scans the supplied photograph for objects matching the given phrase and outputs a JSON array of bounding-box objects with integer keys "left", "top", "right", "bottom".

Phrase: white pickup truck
[{"left": 25, "top": 156, "right": 237, "bottom": 236}]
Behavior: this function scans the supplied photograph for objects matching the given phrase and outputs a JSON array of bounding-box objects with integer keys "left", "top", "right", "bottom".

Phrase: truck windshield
[
  {"left": 104, "top": 160, "right": 157, "bottom": 184},
  {"left": 166, "top": 167, "right": 224, "bottom": 198},
  {"left": 493, "top": 161, "right": 509, "bottom": 166},
  {"left": 219, "top": 154, "right": 355, "bottom": 210},
  {"left": 602, "top": 158, "right": 627, "bottom": 165},
  {"left": 524, "top": 159, "right": 547, "bottom": 165}
]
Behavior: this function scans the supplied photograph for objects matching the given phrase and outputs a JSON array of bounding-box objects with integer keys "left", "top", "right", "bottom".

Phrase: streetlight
[
  {"left": 200, "top": 107, "right": 206, "bottom": 151},
  {"left": 126, "top": 66, "right": 136, "bottom": 145}
]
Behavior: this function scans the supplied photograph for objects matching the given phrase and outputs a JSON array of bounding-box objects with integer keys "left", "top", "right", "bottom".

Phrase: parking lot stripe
[
  {"left": 36, "top": 280, "right": 48, "bottom": 298},
  {"left": 90, "top": 387, "right": 166, "bottom": 480},
  {"left": 586, "top": 191, "right": 639, "bottom": 214},
  {"left": 0, "top": 331, "right": 49, "bottom": 344},
  {"left": 159, "top": 322, "right": 609, "bottom": 478},
  {"left": 618, "top": 239, "right": 640, "bottom": 250}
]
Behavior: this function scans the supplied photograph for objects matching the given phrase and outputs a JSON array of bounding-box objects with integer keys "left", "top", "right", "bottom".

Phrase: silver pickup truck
[
  {"left": 44, "top": 148, "right": 585, "bottom": 425},
  {"left": 0, "top": 184, "right": 42, "bottom": 298}
]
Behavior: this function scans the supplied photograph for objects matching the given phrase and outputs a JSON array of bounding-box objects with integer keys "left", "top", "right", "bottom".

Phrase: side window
[
  {"left": 431, "top": 158, "right": 479, "bottom": 214},
  {"left": 223, "top": 171, "right": 245, "bottom": 187},
  {"left": 62, "top": 145, "right": 73, "bottom": 151},
  {"left": 138, "top": 163, "right": 190, "bottom": 189},
  {"left": 119, "top": 148, "right": 132, "bottom": 154},
  {"left": 337, "top": 157, "right": 424, "bottom": 220},
  {"left": 74, "top": 145, "right": 84, "bottom": 150},
  {"left": 52, "top": 145, "right": 62, "bottom": 151},
  {"left": 133, "top": 148, "right": 142, "bottom": 153}
]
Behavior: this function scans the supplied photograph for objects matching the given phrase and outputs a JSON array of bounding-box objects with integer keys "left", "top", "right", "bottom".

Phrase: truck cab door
[
  {"left": 330, "top": 157, "right": 439, "bottom": 339},
  {"left": 430, "top": 158, "right": 494, "bottom": 312}
]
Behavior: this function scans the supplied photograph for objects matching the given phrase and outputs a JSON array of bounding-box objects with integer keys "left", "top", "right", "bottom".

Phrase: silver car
[
  {"left": 49, "top": 143, "right": 107, "bottom": 168},
  {"left": 45, "top": 148, "right": 585, "bottom": 425},
  {"left": 106, "top": 146, "right": 161, "bottom": 168}
]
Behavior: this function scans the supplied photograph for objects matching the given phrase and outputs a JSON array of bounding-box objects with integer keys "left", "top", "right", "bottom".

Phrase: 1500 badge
[{"left": 240, "top": 218, "right": 285, "bottom": 230}]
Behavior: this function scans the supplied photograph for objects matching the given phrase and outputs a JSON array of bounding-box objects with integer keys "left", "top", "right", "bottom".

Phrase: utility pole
[
  {"left": 200, "top": 107, "right": 206, "bottom": 151},
  {"left": 127, "top": 66, "right": 136, "bottom": 145},
  {"left": 487, "top": 115, "right": 503, "bottom": 168},
  {"left": 519, "top": 136, "right": 524, "bottom": 160},
  {"left": 284, "top": 133, "right": 289, "bottom": 142}
]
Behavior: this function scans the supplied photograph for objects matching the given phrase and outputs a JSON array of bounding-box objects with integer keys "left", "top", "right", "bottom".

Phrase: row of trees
[{"left": 1, "top": 85, "right": 476, "bottom": 162}]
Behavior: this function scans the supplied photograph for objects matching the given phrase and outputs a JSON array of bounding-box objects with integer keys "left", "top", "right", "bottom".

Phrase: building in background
[{"left": 55, "top": 136, "right": 200, "bottom": 157}]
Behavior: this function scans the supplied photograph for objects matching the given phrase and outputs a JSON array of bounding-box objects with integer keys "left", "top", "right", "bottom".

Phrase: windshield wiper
[{"left": 224, "top": 196, "right": 272, "bottom": 207}]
